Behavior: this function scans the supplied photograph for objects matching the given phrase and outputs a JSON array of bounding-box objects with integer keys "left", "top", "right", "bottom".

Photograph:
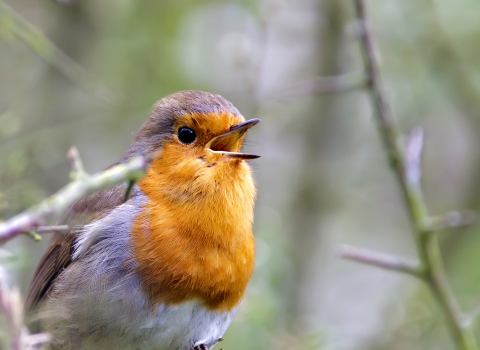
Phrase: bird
[{"left": 24, "top": 90, "right": 260, "bottom": 350}]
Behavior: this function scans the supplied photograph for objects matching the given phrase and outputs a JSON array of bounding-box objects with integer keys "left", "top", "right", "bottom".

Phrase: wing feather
[{"left": 24, "top": 184, "right": 128, "bottom": 315}]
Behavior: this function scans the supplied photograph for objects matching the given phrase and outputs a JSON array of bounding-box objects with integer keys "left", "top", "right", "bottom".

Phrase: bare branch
[
  {"left": 33, "top": 225, "right": 70, "bottom": 233},
  {"left": 24, "top": 225, "right": 70, "bottom": 242},
  {"left": 0, "top": 149, "right": 152, "bottom": 245},
  {"left": 340, "top": 245, "right": 424, "bottom": 278}
]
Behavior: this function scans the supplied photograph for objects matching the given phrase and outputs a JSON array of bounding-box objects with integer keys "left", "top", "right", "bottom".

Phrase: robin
[{"left": 25, "top": 90, "right": 260, "bottom": 350}]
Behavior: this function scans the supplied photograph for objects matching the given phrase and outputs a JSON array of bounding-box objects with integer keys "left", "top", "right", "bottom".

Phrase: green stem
[{"left": 353, "top": 0, "right": 478, "bottom": 348}]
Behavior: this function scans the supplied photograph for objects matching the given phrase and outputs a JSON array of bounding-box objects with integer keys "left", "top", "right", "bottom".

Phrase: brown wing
[{"left": 24, "top": 184, "right": 128, "bottom": 316}]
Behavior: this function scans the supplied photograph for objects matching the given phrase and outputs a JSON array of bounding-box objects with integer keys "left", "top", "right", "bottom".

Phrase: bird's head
[{"left": 125, "top": 90, "right": 260, "bottom": 205}]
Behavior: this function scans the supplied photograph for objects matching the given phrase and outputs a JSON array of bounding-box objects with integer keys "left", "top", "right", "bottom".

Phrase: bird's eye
[{"left": 177, "top": 127, "right": 197, "bottom": 144}]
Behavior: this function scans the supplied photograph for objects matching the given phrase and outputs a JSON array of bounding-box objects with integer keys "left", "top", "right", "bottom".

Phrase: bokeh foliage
[{"left": 2, "top": 0, "right": 480, "bottom": 349}]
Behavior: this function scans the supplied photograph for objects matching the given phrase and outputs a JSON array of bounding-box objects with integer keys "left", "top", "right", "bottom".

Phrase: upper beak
[{"left": 206, "top": 118, "right": 261, "bottom": 159}]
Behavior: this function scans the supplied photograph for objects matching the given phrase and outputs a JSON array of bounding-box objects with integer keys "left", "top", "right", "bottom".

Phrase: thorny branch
[
  {"left": 0, "top": 147, "right": 153, "bottom": 245},
  {"left": 342, "top": 0, "right": 479, "bottom": 349}
]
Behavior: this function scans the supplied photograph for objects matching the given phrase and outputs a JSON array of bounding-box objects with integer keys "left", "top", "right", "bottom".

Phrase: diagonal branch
[
  {"left": 352, "top": 0, "right": 478, "bottom": 348},
  {"left": 0, "top": 147, "right": 153, "bottom": 245}
]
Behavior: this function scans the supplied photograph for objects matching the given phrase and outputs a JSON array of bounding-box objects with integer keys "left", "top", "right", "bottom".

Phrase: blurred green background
[{"left": 2, "top": 0, "right": 480, "bottom": 349}]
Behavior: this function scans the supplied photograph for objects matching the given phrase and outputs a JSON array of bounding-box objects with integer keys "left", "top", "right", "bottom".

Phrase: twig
[
  {"left": 24, "top": 225, "right": 70, "bottom": 242},
  {"left": 31, "top": 225, "right": 70, "bottom": 233},
  {"left": 0, "top": 266, "right": 51, "bottom": 350},
  {"left": 427, "top": 211, "right": 477, "bottom": 231},
  {"left": 123, "top": 180, "right": 135, "bottom": 203},
  {"left": 67, "top": 147, "right": 87, "bottom": 180},
  {"left": 277, "top": 72, "right": 367, "bottom": 99},
  {"left": 0, "top": 1, "right": 113, "bottom": 103},
  {"left": 0, "top": 266, "right": 23, "bottom": 350},
  {"left": 0, "top": 147, "right": 152, "bottom": 245},
  {"left": 340, "top": 245, "right": 424, "bottom": 278},
  {"left": 352, "top": 0, "right": 478, "bottom": 348}
]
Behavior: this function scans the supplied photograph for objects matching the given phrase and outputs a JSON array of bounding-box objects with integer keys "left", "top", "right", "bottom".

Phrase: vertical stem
[{"left": 353, "top": 0, "right": 478, "bottom": 348}]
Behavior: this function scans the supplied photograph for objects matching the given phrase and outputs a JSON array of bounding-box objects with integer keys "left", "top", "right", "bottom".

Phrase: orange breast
[{"left": 131, "top": 149, "right": 256, "bottom": 311}]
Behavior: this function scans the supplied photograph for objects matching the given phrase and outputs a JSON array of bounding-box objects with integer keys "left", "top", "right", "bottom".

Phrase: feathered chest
[{"left": 131, "top": 158, "right": 256, "bottom": 311}]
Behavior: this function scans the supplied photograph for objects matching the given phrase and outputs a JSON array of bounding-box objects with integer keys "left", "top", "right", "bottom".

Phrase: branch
[
  {"left": 31, "top": 225, "right": 70, "bottom": 233},
  {"left": 352, "top": 0, "right": 478, "bottom": 348},
  {"left": 0, "top": 147, "right": 153, "bottom": 245},
  {"left": 24, "top": 225, "right": 70, "bottom": 242},
  {"left": 340, "top": 245, "right": 424, "bottom": 278},
  {"left": 276, "top": 72, "right": 367, "bottom": 99}
]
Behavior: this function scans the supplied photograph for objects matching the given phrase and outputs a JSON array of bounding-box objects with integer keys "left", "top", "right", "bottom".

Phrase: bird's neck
[{"left": 131, "top": 156, "right": 256, "bottom": 311}]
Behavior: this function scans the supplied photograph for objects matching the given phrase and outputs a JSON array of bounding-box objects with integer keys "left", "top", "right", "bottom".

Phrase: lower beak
[{"left": 206, "top": 118, "right": 261, "bottom": 159}]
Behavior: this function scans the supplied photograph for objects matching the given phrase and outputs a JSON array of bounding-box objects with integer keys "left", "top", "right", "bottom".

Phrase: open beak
[{"left": 206, "top": 118, "right": 261, "bottom": 159}]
